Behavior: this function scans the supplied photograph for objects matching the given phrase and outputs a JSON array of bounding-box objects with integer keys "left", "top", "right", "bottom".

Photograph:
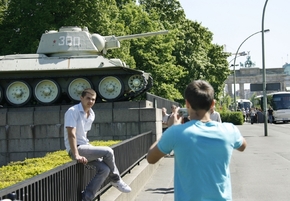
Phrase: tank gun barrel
[
  {"left": 103, "top": 30, "right": 168, "bottom": 53},
  {"left": 116, "top": 30, "right": 169, "bottom": 41}
]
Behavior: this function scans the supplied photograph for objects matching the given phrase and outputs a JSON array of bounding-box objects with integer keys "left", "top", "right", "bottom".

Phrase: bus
[
  {"left": 236, "top": 99, "right": 252, "bottom": 111},
  {"left": 255, "top": 92, "right": 290, "bottom": 123}
]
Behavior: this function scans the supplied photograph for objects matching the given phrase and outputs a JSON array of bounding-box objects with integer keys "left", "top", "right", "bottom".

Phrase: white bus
[
  {"left": 255, "top": 92, "right": 290, "bottom": 123},
  {"left": 236, "top": 99, "right": 252, "bottom": 111}
]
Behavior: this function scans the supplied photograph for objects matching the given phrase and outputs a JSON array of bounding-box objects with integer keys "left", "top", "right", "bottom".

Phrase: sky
[{"left": 179, "top": 0, "right": 290, "bottom": 69}]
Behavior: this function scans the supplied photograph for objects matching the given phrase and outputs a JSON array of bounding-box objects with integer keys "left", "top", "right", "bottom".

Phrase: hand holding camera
[{"left": 178, "top": 108, "right": 188, "bottom": 118}]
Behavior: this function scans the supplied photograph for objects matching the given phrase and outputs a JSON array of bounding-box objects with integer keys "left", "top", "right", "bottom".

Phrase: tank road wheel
[
  {"left": 68, "top": 78, "right": 92, "bottom": 101},
  {"left": 98, "top": 76, "right": 123, "bottom": 101},
  {"left": 34, "top": 79, "right": 60, "bottom": 104},
  {"left": 128, "top": 74, "right": 146, "bottom": 92},
  {"left": 5, "top": 81, "right": 31, "bottom": 106}
]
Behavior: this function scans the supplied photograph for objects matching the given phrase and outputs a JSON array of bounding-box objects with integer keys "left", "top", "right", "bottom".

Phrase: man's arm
[
  {"left": 237, "top": 138, "right": 247, "bottom": 152},
  {"left": 167, "top": 108, "right": 182, "bottom": 127},
  {"left": 67, "top": 127, "right": 88, "bottom": 164},
  {"left": 147, "top": 141, "right": 166, "bottom": 164}
]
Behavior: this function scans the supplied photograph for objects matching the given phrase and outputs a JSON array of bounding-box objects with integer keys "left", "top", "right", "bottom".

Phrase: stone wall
[{"left": 0, "top": 100, "right": 162, "bottom": 167}]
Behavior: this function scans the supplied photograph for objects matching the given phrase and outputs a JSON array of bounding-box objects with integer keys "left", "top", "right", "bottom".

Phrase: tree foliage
[
  {"left": 0, "top": 0, "right": 230, "bottom": 102},
  {"left": 138, "top": 0, "right": 230, "bottom": 101},
  {"left": 117, "top": 3, "right": 185, "bottom": 100}
]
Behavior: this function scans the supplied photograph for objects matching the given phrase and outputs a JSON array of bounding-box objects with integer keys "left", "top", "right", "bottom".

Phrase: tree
[
  {"left": 220, "top": 93, "right": 232, "bottom": 111},
  {"left": 250, "top": 92, "right": 257, "bottom": 107},
  {"left": 114, "top": 0, "right": 135, "bottom": 8},
  {"left": 174, "top": 20, "right": 231, "bottom": 100},
  {"left": 117, "top": 2, "right": 186, "bottom": 101},
  {"left": 0, "top": 0, "right": 8, "bottom": 22},
  {"left": 138, "top": 0, "right": 231, "bottom": 101},
  {"left": 139, "top": 0, "right": 186, "bottom": 29}
]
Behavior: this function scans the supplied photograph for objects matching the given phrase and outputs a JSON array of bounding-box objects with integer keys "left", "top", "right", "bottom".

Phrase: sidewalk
[
  {"left": 133, "top": 156, "right": 174, "bottom": 201},
  {"left": 133, "top": 123, "right": 290, "bottom": 201}
]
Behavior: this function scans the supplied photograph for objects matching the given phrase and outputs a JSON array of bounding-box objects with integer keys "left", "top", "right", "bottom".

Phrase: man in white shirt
[
  {"left": 162, "top": 107, "right": 170, "bottom": 132},
  {"left": 210, "top": 106, "right": 222, "bottom": 122},
  {"left": 64, "top": 88, "right": 131, "bottom": 201}
]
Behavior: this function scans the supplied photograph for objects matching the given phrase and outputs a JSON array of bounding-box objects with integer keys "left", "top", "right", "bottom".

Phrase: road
[{"left": 231, "top": 122, "right": 290, "bottom": 201}]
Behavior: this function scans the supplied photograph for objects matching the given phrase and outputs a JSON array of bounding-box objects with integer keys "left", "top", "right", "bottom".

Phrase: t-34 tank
[{"left": 0, "top": 26, "right": 168, "bottom": 107}]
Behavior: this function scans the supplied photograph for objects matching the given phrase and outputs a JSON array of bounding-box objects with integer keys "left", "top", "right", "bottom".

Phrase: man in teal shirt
[{"left": 147, "top": 80, "right": 247, "bottom": 201}]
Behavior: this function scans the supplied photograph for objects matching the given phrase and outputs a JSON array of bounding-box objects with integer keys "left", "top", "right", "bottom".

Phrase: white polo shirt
[
  {"left": 210, "top": 111, "right": 222, "bottom": 122},
  {"left": 64, "top": 103, "right": 95, "bottom": 153}
]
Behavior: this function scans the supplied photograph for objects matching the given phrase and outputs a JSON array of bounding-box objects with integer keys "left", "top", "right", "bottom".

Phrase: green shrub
[
  {"left": 0, "top": 140, "right": 120, "bottom": 190},
  {"left": 220, "top": 111, "right": 244, "bottom": 125}
]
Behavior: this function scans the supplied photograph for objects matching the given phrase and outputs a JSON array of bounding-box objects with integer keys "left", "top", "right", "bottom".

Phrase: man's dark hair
[
  {"left": 184, "top": 80, "right": 214, "bottom": 111},
  {"left": 81, "top": 88, "right": 97, "bottom": 97}
]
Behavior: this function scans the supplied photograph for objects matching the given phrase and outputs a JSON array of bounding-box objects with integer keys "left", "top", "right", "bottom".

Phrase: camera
[{"left": 178, "top": 108, "right": 188, "bottom": 118}]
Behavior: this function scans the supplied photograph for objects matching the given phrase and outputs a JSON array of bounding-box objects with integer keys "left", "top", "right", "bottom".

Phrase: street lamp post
[
  {"left": 232, "top": 29, "right": 270, "bottom": 111},
  {"left": 229, "top": 52, "right": 247, "bottom": 66},
  {"left": 262, "top": 0, "right": 269, "bottom": 136}
]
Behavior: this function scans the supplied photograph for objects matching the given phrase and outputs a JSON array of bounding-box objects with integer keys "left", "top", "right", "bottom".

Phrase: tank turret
[
  {"left": 0, "top": 26, "right": 168, "bottom": 107},
  {"left": 37, "top": 26, "right": 168, "bottom": 56}
]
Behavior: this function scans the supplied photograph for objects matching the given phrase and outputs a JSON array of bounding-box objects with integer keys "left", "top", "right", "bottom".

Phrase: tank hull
[{"left": 0, "top": 54, "right": 152, "bottom": 107}]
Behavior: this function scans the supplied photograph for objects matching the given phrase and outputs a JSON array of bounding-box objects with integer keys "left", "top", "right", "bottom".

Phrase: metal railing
[{"left": 0, "top": 131, "right": 153, "bottom": 201}]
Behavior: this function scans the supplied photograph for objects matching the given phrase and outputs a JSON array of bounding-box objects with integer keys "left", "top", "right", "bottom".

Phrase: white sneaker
[{"left": 111, "top": 179, "right": 132, "bottom": 193}]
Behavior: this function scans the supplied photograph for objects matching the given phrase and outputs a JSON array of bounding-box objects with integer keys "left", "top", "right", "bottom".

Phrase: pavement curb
[{"left": 100, "top": 157, "right": 161, "bottom": 201}]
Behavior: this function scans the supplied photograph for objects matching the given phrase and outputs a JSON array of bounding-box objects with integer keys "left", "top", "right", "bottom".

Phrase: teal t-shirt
[{"left": 158, "top": 120, "right": 243, "bottom": 201}]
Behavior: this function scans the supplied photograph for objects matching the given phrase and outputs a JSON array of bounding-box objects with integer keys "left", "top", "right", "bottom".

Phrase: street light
[
  {"left": 229, "top": 51, "right": 247, "bottom": 66},
  {"left": 262, "top": 0, "right": 269, "bottom": 136},
  {"left": 232, "top": 29, "right": 270, "bottom": 111}
]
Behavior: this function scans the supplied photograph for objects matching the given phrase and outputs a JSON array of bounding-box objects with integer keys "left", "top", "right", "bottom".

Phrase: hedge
[
  {"left": 220, "top": 111, "right": 244, "bottom": 125},
  {"left": 0, "top": 140, "right": 121, "bottom": 190}
]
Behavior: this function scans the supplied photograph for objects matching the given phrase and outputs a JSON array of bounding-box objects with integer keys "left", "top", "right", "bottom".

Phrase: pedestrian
[
  {"left": 268, "top": 106, "right": 274, "bottom": 123},
  {"left": 250, "top": 108, "right": 256, "bottom": 124},
  {"left": 242, "top": 108, "right": 246, "bottom": 122},
  {"left": 167, "top": 104, "right": 182, "bottom": 127},
  {"left": 162, "top": 107, "right": 170, "bottom": 132},
  {"left": 146, "top": 80, "right": 247, "bottom": 201},
  {"left": 209, "top": 103, "right": 222, "bottom": 122},
  {"left": 246, "top": 107, "right": 250, "bottom": 122},
  {"left": 255, "top": 108, "right": 260, "bottom": 123},
  {"left": 64, "top": 88, "right": 131, "bottom": 201}
]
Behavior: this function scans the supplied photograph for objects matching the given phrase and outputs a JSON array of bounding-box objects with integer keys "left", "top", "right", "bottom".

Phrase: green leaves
[
  {"left": 0, "top": 151, "right": 71, "bottom": 189},
  {"left": 0, "top": 141, "right": 120, "bottom": 190}
]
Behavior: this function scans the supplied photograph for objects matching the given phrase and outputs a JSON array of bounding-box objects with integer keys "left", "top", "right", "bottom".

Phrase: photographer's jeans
[{"left": 70, "top": 144, "right": 120, "bottom": 201}]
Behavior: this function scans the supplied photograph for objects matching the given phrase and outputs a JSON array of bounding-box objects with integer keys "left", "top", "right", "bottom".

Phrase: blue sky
[{"left": 179, "top": 0, "right": 290, "bottom": 69}]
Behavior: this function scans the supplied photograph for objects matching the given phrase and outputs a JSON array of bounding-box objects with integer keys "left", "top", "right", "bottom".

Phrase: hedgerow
[{"left": 0, "top": 140, "right": 121, "bottom": 190}]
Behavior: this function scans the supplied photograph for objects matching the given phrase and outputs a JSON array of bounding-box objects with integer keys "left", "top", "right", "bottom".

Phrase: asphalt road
[{"left": 231, "top": 122, "right": 290, "bottom": 201}]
